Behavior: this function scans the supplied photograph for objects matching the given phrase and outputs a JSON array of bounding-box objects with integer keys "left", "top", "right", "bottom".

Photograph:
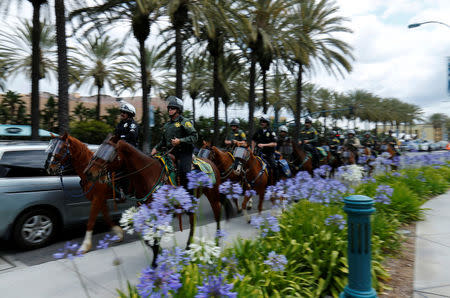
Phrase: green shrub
[{"left": 70, "top": 120, "right": 113, "bottom": 144}]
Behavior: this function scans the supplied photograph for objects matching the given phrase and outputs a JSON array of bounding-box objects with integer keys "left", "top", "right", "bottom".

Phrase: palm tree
[
  {"left": 54, "top": 0, "right": 70, "bottom": 134},
  {"left": 70, "top": 0, "right": 163, "bottom": 152},
  {"left": 0, "top": 61, "right": 7, "bottom": 91},
  {"left": 73, "top": 34, "right": 123, "bottom": 120},
  {"left": 0, "top": 0, "right": 48, "bottom": 139},
  {"left": 283, "top": 0, "right": 354, "bottom": 139},
  {"left": 184, "top": 55, "right": 208, "bottom": 126}
]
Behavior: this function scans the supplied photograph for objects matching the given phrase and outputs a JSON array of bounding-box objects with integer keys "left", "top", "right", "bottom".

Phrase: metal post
[{"left": 340, "top": 195, "right": 377, "bottom": 298}]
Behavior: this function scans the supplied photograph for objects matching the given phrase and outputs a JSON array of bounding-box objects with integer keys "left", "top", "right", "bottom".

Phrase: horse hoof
[
  {"left": 247, "top": 219, "right": 251, "bottom": 224},
  {"left": 112, "top": 226, "right": 124, "bottom": 242},
  {"left": 78, "top": 242, "right": 92, "bottom": 254},
  {"left": 237, "top": 209, "right": 243, "bottom": 214},
  {"left": 246, "top": 206, "right": 252, "bottom": 210}
]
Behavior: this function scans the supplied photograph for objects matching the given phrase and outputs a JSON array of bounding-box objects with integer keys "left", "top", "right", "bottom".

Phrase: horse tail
[{"left": 220, "top": 193, "right": 234, "bottom": 220}]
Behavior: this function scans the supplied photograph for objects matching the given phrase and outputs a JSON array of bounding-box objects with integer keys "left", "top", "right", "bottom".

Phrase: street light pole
[{"left": 408, "top": 21, "right": 450, "bottom": 29}]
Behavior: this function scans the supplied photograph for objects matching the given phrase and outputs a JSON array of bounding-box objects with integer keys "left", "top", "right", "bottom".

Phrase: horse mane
[
  {"left": 116, "top": 140, "right": 153, "bottom": 163},
  {"left": 67, "top": 135, "right": 94, "bottom": 174}
]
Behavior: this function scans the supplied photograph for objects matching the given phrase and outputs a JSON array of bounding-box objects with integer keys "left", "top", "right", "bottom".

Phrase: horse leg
[
  {"left": 186, "top": 212, "right": 196, "bottom": 250},
  {"left": 241, "top": 195, "right": 251, "bottom": 223},
  {"left": 150, "top": 244, "right": 160, "bottom": 268},
  {"left": 100, "top": 200, "right": 124, "bottom": 242},
  {"left": 233, "top": 198, "right": 242, "bottom": 213},
  {"left": 79, "top": 197, "right": 102, "bottom": 253},
  {"left": 205, "top": 192, "right": 222, "bottom": 232}
]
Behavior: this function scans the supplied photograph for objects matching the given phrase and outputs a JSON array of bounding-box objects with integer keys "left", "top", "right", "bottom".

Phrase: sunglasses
[{"left": 168, "top": 107, "right": 177, "bottom": 110}]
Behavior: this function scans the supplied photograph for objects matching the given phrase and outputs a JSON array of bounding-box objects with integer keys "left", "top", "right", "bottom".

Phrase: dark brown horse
[
  {"left": 199, "top": 141, "right": 243, "bottom": 212},
  {"left": 380, "top": 143, "right": 399, "bottom": 171},
  {"left": 233, "top": 147, "right": 269, "bottom": 222},
  {"left": 84, "top": 139, "right": 232, "bottom": 266},
  {"left": 290, "top": 142, "right": 314, "bottom": 175},
  {"left": 45, "top": 133, "right": 123, "bottom": 253},
  {"left": 340, "top": 146, "right": 357, "bottom": 165}
]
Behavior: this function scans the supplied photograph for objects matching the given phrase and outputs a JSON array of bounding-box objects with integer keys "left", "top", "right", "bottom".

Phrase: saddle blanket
[
  {"left": 317, "top": 147, "right": 328, "bottom": 157},
  {"left": 193, "top": 157, "right": 216, "bottom": 185}
]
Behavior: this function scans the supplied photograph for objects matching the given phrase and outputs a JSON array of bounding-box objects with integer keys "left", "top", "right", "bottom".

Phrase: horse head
[
  {"left": 45, "top": 132, "right": 72, "bottom": 175},
  {"left": 232, "top": 146, "right": 250, "bottom": 176},
  {"left": 198, "top": 140, "right": 213, "bottom": 159},
  {"left": 84, "top": 136, "right": 121, "bottom": 183}
]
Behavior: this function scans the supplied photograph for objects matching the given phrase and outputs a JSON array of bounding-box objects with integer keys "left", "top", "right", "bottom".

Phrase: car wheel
[{"left": 13, "top": 208, "right": 59, "bottom": 250}]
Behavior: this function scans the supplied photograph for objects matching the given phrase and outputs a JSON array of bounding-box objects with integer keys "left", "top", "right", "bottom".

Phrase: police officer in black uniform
[
  {"left": 114, "top": 101, "right": 139, "bottom": 147},
  {"left": 151, "top": 96, "right": 198, "bottom": 189},
  {"left": 252, "top": 116, "right": 278, "bottom": 183}
]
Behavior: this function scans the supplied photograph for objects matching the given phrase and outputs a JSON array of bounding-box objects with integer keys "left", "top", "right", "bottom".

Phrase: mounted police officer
[
  {"left": 151, "top": 96, "right": 198, "bottom": 188},
  {"left": 298, "top": 118, "right": 319, "bottom": 168},
  {"left": 114, "top": 101, "right": 139, "bottom": 147},
  {"left": 343, "top": 130, "right": 361, "bottom": 162},
  {"left": 383, "top": 130, "right": 400, "bottom": 155},
  {"left": 252, "top": 115, "right": 278, "bottom": 183},
  {"left": 276, "top": 125, "right": 293, "bottom": 161},
  {"left": 327, "top": 130, "right": 341, "bottom": 154},
  {"left": 224, "top": 118, "right": 247, "bottom": 151},
  {"left": 361, "top": 131, "right": 377, "bottom": 157}
]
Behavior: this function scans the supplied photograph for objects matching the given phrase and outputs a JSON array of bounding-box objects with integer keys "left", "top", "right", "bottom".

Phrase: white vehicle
[{"left": 418, "top": 140, "right": 431, "bottom": 152}]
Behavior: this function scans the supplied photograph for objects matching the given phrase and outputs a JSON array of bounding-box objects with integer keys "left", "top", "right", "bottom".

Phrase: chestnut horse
[
  {"left": 291, "top": 142, "right": 314, "bottom": 175},
  {"left": 233, "top": 147, "right": 269, "bottom": 222},
  {"left": 45, "top": 133, "right": 123, "bottom": 253},
  {"left": 380, "top": 143, "right": 399, "bottom": 171},
  {"left": 340, "top": 146, "right": 357, "bottom": 165},
  {"left": 360, "top": 147, "right": 375, "bottom": 176},
  {"left": 84, "top": 139, "right": 232, "bottom": 267},
  {"left": 199, "top": 141, "right": 243, "bottom": 212}
]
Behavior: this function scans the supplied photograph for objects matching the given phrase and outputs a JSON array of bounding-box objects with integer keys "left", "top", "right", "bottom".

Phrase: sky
[{"left": 1, "top": 0, "right": 449, "bottom": 122}]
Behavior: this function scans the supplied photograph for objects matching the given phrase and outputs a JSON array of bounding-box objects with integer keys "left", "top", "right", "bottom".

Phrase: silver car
[{"left": 0, "top": 142, "right": 134, "bottom": 250}]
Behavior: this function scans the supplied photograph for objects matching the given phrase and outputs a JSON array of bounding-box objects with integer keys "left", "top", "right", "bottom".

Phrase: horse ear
[{"left": 62, "top": 132, "right": 68, "bottom": 140}]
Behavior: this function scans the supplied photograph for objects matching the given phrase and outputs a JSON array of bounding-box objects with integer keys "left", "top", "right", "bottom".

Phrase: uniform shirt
[
  {"left": 114, "top": 118, "right": 139, "bottom": 147},
  {"left": 277, "top": 136, "right": 292, "bottom": 156},
  {"left": 252, "top": 127, "right": 277, "bottom": 155},
  {"left": 383, "top": 135, "right": 397, "bottom": 145},
  {"left": 361, "top": 136, "right": 375, "bottom": 147},
  {"left": 155, "top": 115, "right": 198, "bottom": 153},
  {"left": 327, "top": 137, "right": 341, "bottom": 147},
  {"left": 344, "top": 136, "right": 361, "bottom": 149},
  {"left": 226, "top": 129, "right": 247, "bottom": 143},
  {"left": 299, "top": 126, "right": 318, "bottom": 145}
]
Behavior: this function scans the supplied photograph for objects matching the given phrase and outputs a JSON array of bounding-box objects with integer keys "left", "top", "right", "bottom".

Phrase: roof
[{"left": 0, "top": 125, "right": 58, "bottom": 137}]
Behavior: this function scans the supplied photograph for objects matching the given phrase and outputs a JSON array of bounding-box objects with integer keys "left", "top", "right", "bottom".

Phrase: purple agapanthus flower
[
  {"left": 137, "top": 265, "right": 182, "bottom": 297},
  {"left": 195, "top": 274, "right": 237, "bottom": 298},
  {"left": 324, "top": 214, "right": 346, "bottom": 230},
  {"left": 187, "top": 170, "right": 213, "bottom": 190},
  {"left": 245, "top": 189, "right": 257, "bottom": 198},
  {"left": 96, "top": 234, "right": 120, "bottom": 250},
  {"left": 374, "top": 184, "right": 394, "bottom": 204},
  {"left": 216, "top": 229, "right": 227, "bottom": 239},
  {"left": 263, "top": 251, "right": 288, "bottom": 272},
  {"left": 250, "top": 214, "right": 280, "bottom": 237},
  {"left": 53, "top": 241, "right": 83, "bottom": 260},
  {"left": 219, "top": 180, "right": 243, "bottom": 200},
  {"left": 152, "top": 184, "right": 198, "bottom": 215}
]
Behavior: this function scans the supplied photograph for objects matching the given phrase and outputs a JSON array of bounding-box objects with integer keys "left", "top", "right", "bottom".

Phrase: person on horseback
[
  {"left": 361, "top": 131, "right": 377, "bottom": 157},
  {"left": 343, "top": 130, "right": 361, "bottom": 162},
  {"left": 151, "top": 96, "right": 198, "bottom": 189},
  {"left": 298, "top": 118, "right": 320, "bottom": 168},
  {"left": 327, "top": 130, "right": 341, "bottom": 155},
  {"left": 252, "top": 116, "right": 278, "bottom": 183},
  {"left": 383, "top": 130, "right": 400, "bottom": 155},
  {"left": 224, "top": 118, "right": 247, "bottom": 151},
  {"left": 277, "top": 125, "right": 292, "bottom": 161},
  {"left": 114, "top": 101, "right": 139, "bottom": 147}
]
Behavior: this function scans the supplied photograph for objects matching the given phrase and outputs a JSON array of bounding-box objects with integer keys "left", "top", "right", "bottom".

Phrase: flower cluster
[
  {"left": 219, "top": 180, "right": 243, "bottom": 200},
  {"left": 250, "top": 214, "right": 280, "bottom": 237},
  {"left": 336, "top": 164, "right": 364, "bottom": 184},
  {"left": 119, "top": 206, "right": 138, "bottom": 235},
  {"left": 187, "top": 237, "right": 222, "bottom": 265},
  {"left": 187, "top": 170, "right": 213, "bottom": 190},
  {"left": 196, "top": 274, "right": 237, "bottom": 298},
  {"left": 244, "top": 189, "right": 257, "bottom": 198},
  {"left": 152, "top": 184, "right": 198, "bottom": 214},
  {"left": 53, "top": 241, "right": 83, "bottom": 260},
  {"left": 263, "top": 251, "right": 288, "bottom": 272},
  {"left": 374, "top": 184, "right": 394, "bottom": 204},
  {"left": 324, "top": 214, "right": 346, "bottom": 230},
  {"left": 96, "top": 234, "right": 120, "bottom": 250},
  {"left": 132, "top": 204, "right": 174, "bottom": 246}
]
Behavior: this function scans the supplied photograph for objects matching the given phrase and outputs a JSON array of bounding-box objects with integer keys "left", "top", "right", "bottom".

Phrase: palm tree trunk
[
  {"left": 139, "top": 38, "right": 150, "bottom": 153},
  {"left": 31, "top": 1, "right": 41, "bottom": 140},
  {"left": 192, "top": 97, "right": 196, "bottom": 127},
  {"left": 96, "top": 86, "right": 101, "bottom": 120},
  {"left": 262, "top": 69, "right": 267, "bottom": 114},
  {"left": 294, "top": 62, "right": 303, "bottom": 140},
  {"left": 175, "top": 26, "right": 183, "bottom": 99},
  {"left": 248, "top": 53, "right": 257, "bottom": 138},
  {"left": 55, "top": 0, "right": 69, "bottom": 134},
  {"left": 224, "top": 103, "right": 228, "bottom": 136},
  {"left": 213, "top": 52, "right": 220, "bottom": 146}
]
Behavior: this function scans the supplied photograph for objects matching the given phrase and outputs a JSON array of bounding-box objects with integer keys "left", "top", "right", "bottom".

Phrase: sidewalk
[
  {"left": 414, "top": 191, "right": 450, "bottom": 297},
  {"left": 0, "top": 212, "right": 263, "bottom": 298}
]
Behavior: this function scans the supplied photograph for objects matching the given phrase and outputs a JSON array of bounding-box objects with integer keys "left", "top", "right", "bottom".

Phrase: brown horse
[
  {"left": 233, "top": 147, "right": 269, "bottom": 222},
  {"left": 340, "top": 146, "right": 357, "bottom": 165},
  {"left": 84, "top": 139, "right": 232, "bottom": 267},
  {"left": 45, "top": 133, "right": 123, "bottom": 253},
  {"left": 199, "top": 141, "right": 244, "bottom": 212},
  {"left": 290, "top": 142, "right": 314, "bottom": 175},
  {"left": 360, "top": 147, "right": 375, "bottom": 176},
  {"left": 380, "top": 143, "right": 399, "bottom": 171}
]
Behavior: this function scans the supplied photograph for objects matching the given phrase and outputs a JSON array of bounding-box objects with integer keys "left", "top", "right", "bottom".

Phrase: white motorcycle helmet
[
  {"left": 119, "top": 101, "right": 136, "bottom": 117},
  {"left": 278, "top": 125, "right": 288, "bottom": 133}
]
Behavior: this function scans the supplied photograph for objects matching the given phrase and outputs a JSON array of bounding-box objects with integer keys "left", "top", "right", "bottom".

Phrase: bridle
[{"left": 46, "top": 138, "right": 72, "bottom": 173}]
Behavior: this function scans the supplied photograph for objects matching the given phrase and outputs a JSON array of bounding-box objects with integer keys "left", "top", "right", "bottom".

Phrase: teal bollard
[{"left": 340, "top": 195, "right": 377, "bottom": 298}]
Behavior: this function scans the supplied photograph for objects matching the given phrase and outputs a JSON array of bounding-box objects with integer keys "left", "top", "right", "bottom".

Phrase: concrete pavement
[{"left": 414, "top": 191, "right": 450, "bottom": 297}]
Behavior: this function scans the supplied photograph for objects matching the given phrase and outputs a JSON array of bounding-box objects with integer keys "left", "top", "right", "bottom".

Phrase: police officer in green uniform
[
  {"left": 276, "top": 125, "right": 293, "bottom": 161},
  {"left": 298, "top": 118, "right": 320, "bottom": 168},
  {"left": 383, "top": 130, "right": 400, "bottom": 155},
  {"left": 225, "top": 118, "right": 247, "bottom": 151},
  {"left": 252, "top": 116, "right": 278, "bottom": 183},
  {"left": 151, "top": 96, "right": 198, "bottom": 188},
  {"left": 343, "top": 130, "right": 361, "bottom": 162},
  {"left": 361, "top": 131, "right": 377, "bottom": 157},
  {"left": 327, "top": 130, "right": 341, "bottom": 155}
]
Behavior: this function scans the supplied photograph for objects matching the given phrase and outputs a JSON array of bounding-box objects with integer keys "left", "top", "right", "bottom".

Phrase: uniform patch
[
  {"left": 175, "top": 122, "right": 181, "bottom": 128},
  {"left": 266, "top": 132, "right": 270, "bottom": 137},
  {"left": 241, "top": 132, "right": 246, "bottom": 138},
  {"left": 124, "top": 123, "right": 128, "bottom": 128},
  {"left": 184, "top": 121, "right": 192, "bottom": 128},
  {"left": 272, "top": 132, "right": 276, "bottom": 136},
  {"left": 131, "top": 123, "right": 136, "bottom": 128}
]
